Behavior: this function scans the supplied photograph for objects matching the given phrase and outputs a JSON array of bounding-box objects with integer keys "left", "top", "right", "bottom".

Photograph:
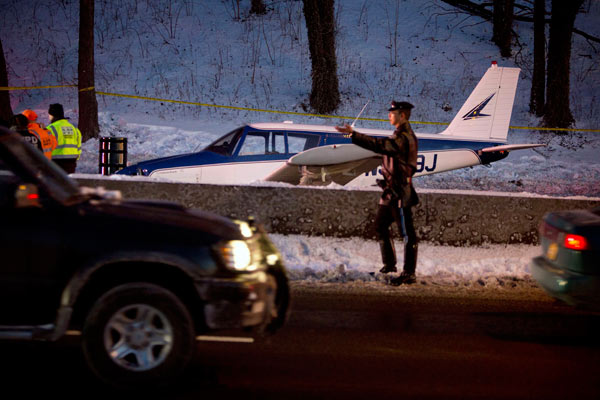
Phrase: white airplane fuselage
[
  {"left": 117, "top": 63, "right": 543, "bottom": 186},
  {"left": 120, "top": 125, "right": 508, "bottom": 187}
]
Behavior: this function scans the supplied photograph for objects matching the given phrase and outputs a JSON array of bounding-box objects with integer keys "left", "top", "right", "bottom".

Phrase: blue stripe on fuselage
[
  {"left": 418, "top": 138, "right": 504, "bottom": 151},
  {"left": 123, "top": 151, "right": 290, "bottom": 173},
  {"left": 324, "top": 134, "right": 504, "bottom": 151}
]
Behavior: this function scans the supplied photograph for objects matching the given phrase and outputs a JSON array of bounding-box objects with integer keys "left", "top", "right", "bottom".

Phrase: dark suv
[{"left": 0, "top": 127, "right": 289, "bottom": 386}]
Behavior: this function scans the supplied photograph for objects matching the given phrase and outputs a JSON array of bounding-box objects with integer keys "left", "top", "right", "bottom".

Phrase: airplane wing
[
  {"left": 264, "top": 144, "right": 381, "bottom": 185},
  {"left": 480, "top": 143, "right": 545, "bottom": 152}
]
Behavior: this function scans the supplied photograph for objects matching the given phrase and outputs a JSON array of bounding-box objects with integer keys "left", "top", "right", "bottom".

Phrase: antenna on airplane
[{"left": 351, "top": 100, "right": 370, "bottom": 128}]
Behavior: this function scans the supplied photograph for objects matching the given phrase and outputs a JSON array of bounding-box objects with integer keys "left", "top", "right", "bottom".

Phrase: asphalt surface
[{"left": 3, "top": 282, "right": 600, "bottom": 399}]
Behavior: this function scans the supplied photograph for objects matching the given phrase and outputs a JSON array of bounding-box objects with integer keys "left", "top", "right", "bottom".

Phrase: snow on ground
[
  {"left": 271, "top": 234, "right": 540, "bottom": 291},
  {"left": 3, "top": 0, "right": 599, "bottom": 288}
]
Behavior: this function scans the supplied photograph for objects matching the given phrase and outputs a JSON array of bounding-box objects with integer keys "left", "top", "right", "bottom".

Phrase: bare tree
[
  {"left": 529, "top": 0, "right": 545, "bottom": 117},
  {"left": 302, "top": 0, "right": 340, "bottom": 114},
  {"left": 78, "top": 0, "right": 99, "bottom": 141},
  {"left": 492, "top": 0, "right": 514, "bottom": 57},
  {"left": 0, "top": 37, "right": 13, "bottom": 124},
  {"left": 543, "top": 0, "right": 584, "bottom": 129},
  {"left": 385, "top": 0, "right": 401, "bottom": 67},
  {"left": 440, "top": 0, "right": 599, "bottom": 44},
  {"left": 250, "top": 0, "right": 267, "bottom": 15}
]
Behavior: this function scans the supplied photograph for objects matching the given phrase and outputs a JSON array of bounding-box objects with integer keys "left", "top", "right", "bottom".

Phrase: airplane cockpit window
[
  {"left": 238, "top": 131, "right": 285, "bottom": 156},
  {"left": 287, "top": 132, "right": 321, "bottom": 154},
  {"left": 204, "top": 127, "right": 243, "bottom": 156}
]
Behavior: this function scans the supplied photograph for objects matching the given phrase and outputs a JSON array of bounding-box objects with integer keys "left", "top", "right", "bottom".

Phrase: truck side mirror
[{"left": 15, "top": 183, "right": 41, "bottom": 208}]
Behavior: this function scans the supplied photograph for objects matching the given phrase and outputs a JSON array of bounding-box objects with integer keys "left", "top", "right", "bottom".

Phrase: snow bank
[{"left": 272, "top": 234, "right": 540, "bottom": 290}]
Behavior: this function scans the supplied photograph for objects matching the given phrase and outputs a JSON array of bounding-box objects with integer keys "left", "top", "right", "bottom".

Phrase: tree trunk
[
  {"left": 78, "top": 0, "right": 99, "bottom": 142},
  {"left": 0, "top": 37, "right": 13, "bottom": 125},
  {"left": 302, "top": 0, "right": 340, "bottom": 114},
  {"left": 250, "top": 0, "right": 267, "bottom": 15},
  {"left": 543, "top": 0, "right": 583, "bottom": 129},
  {"left": 529, "top": 0, "right": 545, "bottom": 117},
  {"left": 492, "top": 0, "right": 514, "bottom": 58}
]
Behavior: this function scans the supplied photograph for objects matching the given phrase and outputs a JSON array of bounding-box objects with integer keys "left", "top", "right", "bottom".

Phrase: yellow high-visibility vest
[{"left": 48, "top": 119, "right": 81, "bottom": 160}]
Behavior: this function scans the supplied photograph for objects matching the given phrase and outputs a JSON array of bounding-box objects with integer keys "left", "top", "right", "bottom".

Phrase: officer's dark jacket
[
  {"left": 352, "top": 121, "right": 419, "bottom": 207},
  {"left": 15, "top": 128, "right": 43, "bottom": 153}
]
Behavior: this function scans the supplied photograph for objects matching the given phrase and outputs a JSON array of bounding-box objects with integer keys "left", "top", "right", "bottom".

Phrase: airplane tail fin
[{"left": 439, "top": 62, "right": 520, "bottom": 141}]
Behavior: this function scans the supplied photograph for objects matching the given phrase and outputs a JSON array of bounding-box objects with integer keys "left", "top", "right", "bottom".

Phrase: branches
[
  {"left": 440, "top": 0, "right": 600, "bottom": 44},
  {"left": 440, "top": 0, "right": 493, "bottom": 20}
]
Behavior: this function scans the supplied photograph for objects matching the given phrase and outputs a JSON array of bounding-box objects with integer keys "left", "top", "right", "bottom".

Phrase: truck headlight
[
  {"left": 219, "top": 240, "right": 255, "bottom": 272},
  {"left": 236, "top": 221, "right": 253, "bottom": 238}
]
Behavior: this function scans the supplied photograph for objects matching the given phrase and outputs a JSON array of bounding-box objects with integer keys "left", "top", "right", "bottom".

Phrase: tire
[
  {"left": 264, "top": 268, "right": 290, "bottom": 334},
  {"left": 81, "top": 282, "right": 195, "bottom": 388}
]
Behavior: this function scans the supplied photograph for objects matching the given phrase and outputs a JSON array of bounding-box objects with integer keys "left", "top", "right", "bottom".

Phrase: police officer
[
  {"left": 22, "top": 109, "right": 57, "bottom": 160},
  {"left": 11, "top": 114, "right": 43, "bottom": 153},
  {"left": 47, "top": 103, "right": 81, "bottom": 173},
  {"left": 336, "top": 101, "right": 419, "bottom": 285}
]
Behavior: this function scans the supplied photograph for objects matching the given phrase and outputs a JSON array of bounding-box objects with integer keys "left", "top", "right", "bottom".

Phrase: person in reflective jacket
[
  {"left": 11, "top": 114, "right": 43, "bottom": 153},
  {"left": 22, "top": 109, "right": 57, "bottom": 160},
  {"left": 47, "top": 103, "right": 81, "bottom": 173},
  {"left": 336, "top": 101, "right": 419, "bottom": 285}
]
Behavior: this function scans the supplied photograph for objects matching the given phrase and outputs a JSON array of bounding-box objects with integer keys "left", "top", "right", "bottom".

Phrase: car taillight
[{"left": 564, "top": 234, "right": 588, "bottom": 250}]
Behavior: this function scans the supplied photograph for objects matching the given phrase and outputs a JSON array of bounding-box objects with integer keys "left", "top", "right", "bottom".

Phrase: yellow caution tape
[
  {"left": 95, "top": 91, "right": 600, "bottom": 132},
  {"left": 95, "top": 90, "right": 345, "bottom": 119},
  {"left": 509, "top": 125, "right": 600, "bottom": 132},
  {"left": 1, "top": 85, "right": 598, "bottom": 132},
  {"left": 0, "top": 85, "right": 96, "bottom": 92},
  {"left": 0, "top": 85, "right": 76, "bottom": 90}
]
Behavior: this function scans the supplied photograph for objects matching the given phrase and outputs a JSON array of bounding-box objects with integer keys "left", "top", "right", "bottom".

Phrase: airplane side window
[
  {"left": 238, "top": 131, "right": 285, "bottom": 156},
  {"left": 287, "top": 133, "right": 321, "bottom": 154},
  {"left": 270, "top": 132, "right": 285, "bottom": 154},
  {"left": 304, "top": 135, "right": 320, "bottom": 150},
  {"left": 287, "top": 136, "right": 306, "bottom": 154},
  {"left": 238, "top": 132, "right": 268, "bottom": 156}
]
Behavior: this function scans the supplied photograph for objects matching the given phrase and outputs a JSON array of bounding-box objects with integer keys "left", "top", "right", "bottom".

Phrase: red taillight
[
  {"left": 564, "top": 234, "right": 588, "bottom": 250},
  {"left": 27, "top": 193, "right": 39, "bottom": 200}
]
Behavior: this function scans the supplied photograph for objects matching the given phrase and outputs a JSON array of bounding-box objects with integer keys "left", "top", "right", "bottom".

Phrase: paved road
[{"left": 3, "top": 283, "right": 600, "bottom": 399}]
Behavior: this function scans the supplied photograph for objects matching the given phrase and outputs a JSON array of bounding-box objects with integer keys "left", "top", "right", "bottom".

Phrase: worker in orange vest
[{"left": 22, "top": 109, "right": 57, "bottom": 160}]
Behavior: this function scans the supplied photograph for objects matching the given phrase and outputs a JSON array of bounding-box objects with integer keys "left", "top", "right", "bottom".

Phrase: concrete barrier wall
[{"left": 76, "top": 177, "right": 600, "bottom": 245}]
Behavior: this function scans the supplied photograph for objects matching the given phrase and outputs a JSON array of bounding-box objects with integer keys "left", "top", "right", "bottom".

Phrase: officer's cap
[{"left": 388, "top": 101, "right": 414, "bottom": 112}]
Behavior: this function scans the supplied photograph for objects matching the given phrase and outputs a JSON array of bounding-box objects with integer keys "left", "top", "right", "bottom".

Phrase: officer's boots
[
  {"left": 390, "top": 242, "right": 418, "bottom": 285},
  {"left": 379, "top": 240, "right": 397, "bottom": 273}
]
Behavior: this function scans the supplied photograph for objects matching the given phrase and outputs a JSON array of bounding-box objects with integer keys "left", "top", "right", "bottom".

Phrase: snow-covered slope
[{"left": 2, "top": 0, "right": 599, "bottom": 197}]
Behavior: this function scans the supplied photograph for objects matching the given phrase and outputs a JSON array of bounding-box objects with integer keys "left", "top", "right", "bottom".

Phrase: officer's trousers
[
  {"left": 375, "top": 203, "right": 418, "bottom": 273},
  {"left": 54, "top": 158, "right": 77, "bottom": 174}
]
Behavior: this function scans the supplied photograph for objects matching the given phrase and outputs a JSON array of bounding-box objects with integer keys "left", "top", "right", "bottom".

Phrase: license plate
[{"left": 547, "top": 242, "right": 558, "bottom": 260}]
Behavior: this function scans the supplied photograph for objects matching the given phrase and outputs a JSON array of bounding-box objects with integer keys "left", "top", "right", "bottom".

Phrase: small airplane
[{"left": 117, "top": 62, "right": 544, "bottom": 186}]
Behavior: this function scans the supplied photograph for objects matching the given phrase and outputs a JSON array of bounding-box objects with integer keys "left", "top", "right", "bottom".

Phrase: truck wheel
[
  {"left": 81, "top": 282, "right": 195, "bottom": 387},
  {"left": 265, "top": 268, "right": 290, "bottom": 334}
]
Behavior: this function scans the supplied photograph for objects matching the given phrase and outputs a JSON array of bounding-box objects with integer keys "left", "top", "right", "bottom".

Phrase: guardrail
[{"left": 75, "top": 176, "right": 600, "bottom": 245}]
